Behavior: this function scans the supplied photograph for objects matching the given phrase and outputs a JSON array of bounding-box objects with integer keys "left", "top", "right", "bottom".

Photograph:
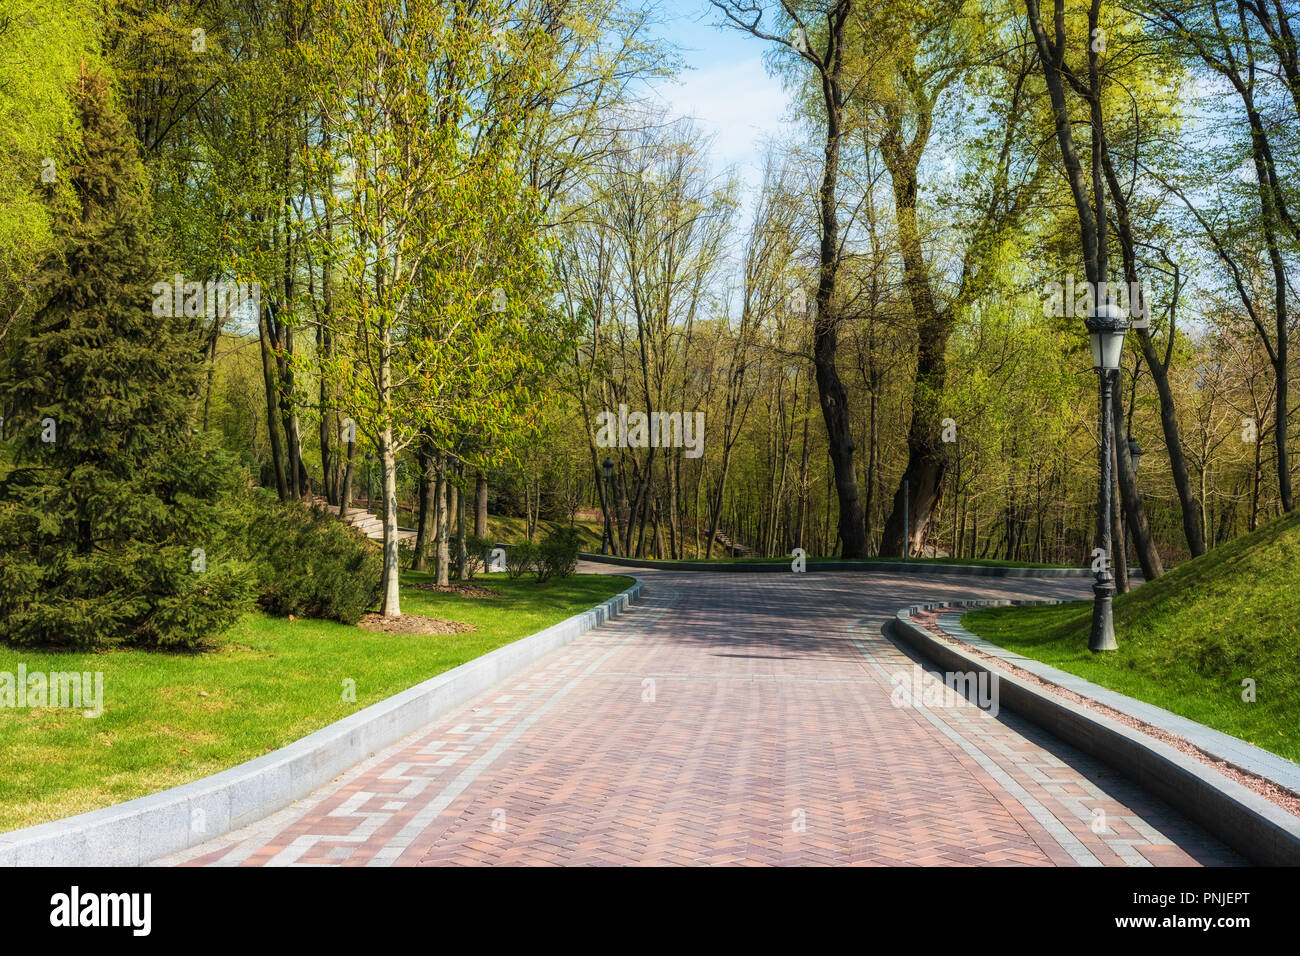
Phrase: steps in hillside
[
  {"left": 705, "top": 529, "right": 755, "bottom": 558},
  {"left": 305, "top": 495, "right": 416, "bottom": 543}
]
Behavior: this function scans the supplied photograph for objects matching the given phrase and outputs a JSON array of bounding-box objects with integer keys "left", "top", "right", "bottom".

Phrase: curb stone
[
  {"left": 890, "top": 600, "right": 1300, "bottom": 866},
  {"left": 0, "top": 577, "right": 644, "bottom": 868},
  {"left": 580, "top": 552, "right": 1094, "bottom": 578}
]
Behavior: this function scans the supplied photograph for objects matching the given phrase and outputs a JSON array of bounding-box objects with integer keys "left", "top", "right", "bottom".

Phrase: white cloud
[{"left": 648, "top": 57, "right": 793, "bottom": 186}]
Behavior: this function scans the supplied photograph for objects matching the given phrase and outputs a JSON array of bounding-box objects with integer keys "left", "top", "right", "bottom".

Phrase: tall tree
[
  {"left": 0, "top": 67, "right": 248, "bottom": 647},
  {"left": 712, "top": 0, "right": 870, "bottom": 556}
]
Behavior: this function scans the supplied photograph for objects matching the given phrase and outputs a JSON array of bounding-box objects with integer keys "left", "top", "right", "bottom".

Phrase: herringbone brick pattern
[{"left": 168, "top": 569, "right": 1241, "bottom": 867}]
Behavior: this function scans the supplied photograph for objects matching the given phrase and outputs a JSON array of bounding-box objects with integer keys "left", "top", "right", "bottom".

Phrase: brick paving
[{"left": 164, "top": 567, "right": 1242, "bottom": 866}]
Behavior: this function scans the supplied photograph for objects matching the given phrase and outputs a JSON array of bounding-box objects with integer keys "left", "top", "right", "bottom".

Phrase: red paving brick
[{"left": 165, "top": 567, "right": 1243, "bottom": 867}]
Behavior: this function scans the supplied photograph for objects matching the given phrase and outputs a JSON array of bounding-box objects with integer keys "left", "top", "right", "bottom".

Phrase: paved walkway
[{"left": 163, "top": 567, "right": 1241, "bottom": 866}]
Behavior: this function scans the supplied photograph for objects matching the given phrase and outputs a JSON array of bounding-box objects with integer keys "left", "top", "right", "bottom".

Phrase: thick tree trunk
[
  {"left": 1141, "top": 330, "right": 1205, "bottom": 555},
  {"left": 878, "top": 103, "right": 950, "bottom": 558},
  {"left": 448, "top": 476, "right": 459, "bottom": 569}
]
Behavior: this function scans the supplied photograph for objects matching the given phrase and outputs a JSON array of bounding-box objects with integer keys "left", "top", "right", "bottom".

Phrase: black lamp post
[
  {"left": 1085, "top": 300, "right": 1130, "bottom": 652},
  {"left": 601, "top": 458, "right": 614, "bottom": 555}
]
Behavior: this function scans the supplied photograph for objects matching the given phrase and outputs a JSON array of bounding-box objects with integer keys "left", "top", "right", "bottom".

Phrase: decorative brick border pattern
[
  {"left": 0, "top": 578, "right": 644, "bottom": 868},
  {"left": 891, "top": 600, "right": 1300, "bottom": 866}
]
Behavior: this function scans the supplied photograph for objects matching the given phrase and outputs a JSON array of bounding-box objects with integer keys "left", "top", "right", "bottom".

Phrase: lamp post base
[{"left": 1089, "top": 578, "right": 1118, "bottom": 652}]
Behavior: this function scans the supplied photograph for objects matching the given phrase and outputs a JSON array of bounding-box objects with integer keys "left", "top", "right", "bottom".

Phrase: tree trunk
[
  {"left": 436, "top": 457, "right": 450, "bottom": 587},
  {"left": 413, "top": 438, "right": 434, "bottom": 571},
  {"left": 1101, "top": 153, "right": 1205, "bottom": 556},
  {"left": 339, "top": 437, "right": 355, "bottom": 519},
  {"left": 879, "top": 144, "right": 951, "bottom": 558},
  {"left": 258, "top": 304, "right": 287, "bottom": 499},
  {"left": 379, "top": 426, "right": 401, "bottom": 617},
  {"left": 810, "top": 22, "right": 867, "bottom": 559},
  {"left": 456, "top": 465, "right": 467, "bottom": 580},
  {"left": 1111, "top": 375, "right": 1163, "bottom": 579},
  {"left": 1112, "top": 434, "right": 1129, "bottom": 594},
  {"left": 475, "top": 470, "right": 488, "bottom": 537}
]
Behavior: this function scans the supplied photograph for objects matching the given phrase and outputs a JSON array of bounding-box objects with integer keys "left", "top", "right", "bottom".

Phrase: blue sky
[{"left": 643, "top": 0, "right": 796, "bottom": 191}]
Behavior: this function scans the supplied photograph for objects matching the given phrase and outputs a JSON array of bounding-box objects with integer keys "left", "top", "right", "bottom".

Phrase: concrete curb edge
[{"left": 580, "top": 552, "right": 1092, "bottom": 577}]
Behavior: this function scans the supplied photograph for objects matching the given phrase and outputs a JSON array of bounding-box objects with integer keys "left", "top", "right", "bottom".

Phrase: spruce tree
[{"left": 0, "top": 67, "right": 250, "bottom": 648}]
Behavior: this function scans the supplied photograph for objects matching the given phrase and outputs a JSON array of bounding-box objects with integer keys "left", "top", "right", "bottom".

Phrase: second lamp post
[{"left": 1084, "top": 300, "right": 1130, "bottom": 652}]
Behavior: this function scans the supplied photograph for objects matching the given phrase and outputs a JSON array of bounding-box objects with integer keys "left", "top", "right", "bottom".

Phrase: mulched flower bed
[
  {"left": 407, "top": 582, "right": 499, "bottom": 598},
  {"left": 357, "top": 613, "right": 477, "bottom": 636}
]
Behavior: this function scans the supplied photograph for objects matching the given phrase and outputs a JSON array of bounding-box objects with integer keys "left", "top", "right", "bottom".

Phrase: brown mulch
[
  {"left": 357, "top": 613, "right": 477, "bottom": 636},
  {"left": 910, "top": 607, "right": 1300, "bottom": 819},
  {"left": 407, "top": 582, "right": 499, "bottom": 598}
]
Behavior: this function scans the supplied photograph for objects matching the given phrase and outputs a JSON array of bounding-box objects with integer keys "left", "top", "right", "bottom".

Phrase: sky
[{"left": 643, "top": 0, "right": 796, "bottom": 195}]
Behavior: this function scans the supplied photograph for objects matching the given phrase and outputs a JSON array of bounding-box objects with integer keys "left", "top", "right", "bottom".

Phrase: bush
[
  {"left": 463, "top": 534, "right": 493, "bottom": 580},
  {"left": 241, "top": 496, "right": 382, "bottom": 624},
  {"left": 537, "top": 526, "right": 581, "bottom": 582},
  {"left": 0, "top": 441, "right": 256, "bottom": 650},
  {"left": 505, "top": 540, "right": 538, "bottom": 580}
]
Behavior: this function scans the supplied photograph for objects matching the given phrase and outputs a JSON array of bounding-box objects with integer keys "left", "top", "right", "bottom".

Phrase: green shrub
[
  {"left": 464, "top": 534, "right": 493, "bottom": 580},
  {"left": 242, "top": 497, "right": 382, "bottom": 624},
  {"left": 505, "top": 540, "right": 538, "bottom": 580},
  {"left": 537, "top": 526, "right": 581, "bottom": 582}
]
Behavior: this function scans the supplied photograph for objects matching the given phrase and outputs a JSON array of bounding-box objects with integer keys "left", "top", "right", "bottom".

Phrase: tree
[
  {"left": 712, "top": 0, "right": 871, "bottom": 557},
  {"left": 0, "top": 0, "right": 98, "bottom": 348},
  {"left": 1024, "top": 0, "right": 1165, "bottom": 580},
  {"left": 310, "top": 0, "right": 563, "bottom": 613},
  {"left": 0, "top": 66, "right": 249, "bottom": 648}
]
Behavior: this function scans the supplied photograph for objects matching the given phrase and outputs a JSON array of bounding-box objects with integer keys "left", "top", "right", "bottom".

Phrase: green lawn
[
  {"left": 0, "top": 572, "right": 632, "bottom": 832},
  {"left": 961, "top": 511, "right": 1300, "bottom": 763}
]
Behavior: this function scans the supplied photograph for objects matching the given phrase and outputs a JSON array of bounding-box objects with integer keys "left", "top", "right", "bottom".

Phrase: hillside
[{"left": 963, "top": 511, "right": 1300, "bottom": 761}]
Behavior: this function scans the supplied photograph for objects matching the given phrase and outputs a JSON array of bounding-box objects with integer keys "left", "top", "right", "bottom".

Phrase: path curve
[{"left": 162, "top": 565, "right": 1240, "bottom": 866}]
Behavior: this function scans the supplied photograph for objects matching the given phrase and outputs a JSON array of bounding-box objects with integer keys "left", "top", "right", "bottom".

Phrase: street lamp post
[
  {"left": 601, "top": 458, "right": 614, "bottom": 556},
  {"left": 1085, "top": 301, "right": 1130, "bottom": 652}
]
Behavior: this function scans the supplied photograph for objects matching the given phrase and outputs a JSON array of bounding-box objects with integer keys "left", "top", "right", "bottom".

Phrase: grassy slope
[
  {"left": 962, "top": 511, "right": 1300, "bottom": 762},
  {"left": 0, "top": 572, "right": 632, "bottom": 832}
]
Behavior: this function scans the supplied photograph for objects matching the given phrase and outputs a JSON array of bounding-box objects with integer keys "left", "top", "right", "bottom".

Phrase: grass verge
[{"left": 961, "top": 512, "right": 1300, "bottom": 763}]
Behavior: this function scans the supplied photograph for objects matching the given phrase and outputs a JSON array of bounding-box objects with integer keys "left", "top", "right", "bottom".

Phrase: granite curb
[{"left": 580, "top": 552, "right": 1093, "bottom": 577}]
